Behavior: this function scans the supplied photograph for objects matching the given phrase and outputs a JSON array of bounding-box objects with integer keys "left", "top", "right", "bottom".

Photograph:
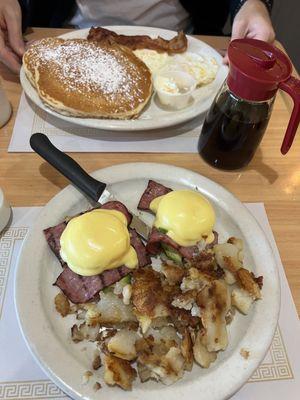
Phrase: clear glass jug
[
  {"left": 198, "top": 39, "right": 300, "bottom": 170},
  {"left": 198, "top": 81, "right": 275, "bottom": 170}
]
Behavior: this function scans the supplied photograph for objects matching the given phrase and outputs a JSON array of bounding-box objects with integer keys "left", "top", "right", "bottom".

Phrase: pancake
[
  {"left": 23, "top": 38, "right": 153, "bottom": 119},
  {"left": 23, "top": 38, "right": 65, "bottom": 87}
]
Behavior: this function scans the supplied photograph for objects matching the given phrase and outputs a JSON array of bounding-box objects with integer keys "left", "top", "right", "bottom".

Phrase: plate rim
[
  {"left": 20, "top": 25, "right": 228, "bottom": 132},
  {"left": 14, "top": 162, "right": 280, "bottom": 400}
]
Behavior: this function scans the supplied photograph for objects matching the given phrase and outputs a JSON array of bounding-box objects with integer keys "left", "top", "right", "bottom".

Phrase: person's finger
[
  {"left": 0, "top": 30, "right": 21, "bottom": 73},
  {"left": 231, "top": 19, "right": 248, "bottom": 41},
  {"left": 223, "top": 52, "right": 229, "bottom": 65},
  {"left": 251, "top": 26, "right": 275, "bottom": 43},
  {"left": 217, "top": 48, "right": 227, "bottom": 57},
  {"left": 25, "top": 39, "right": 37, "bottom": 50},
  {"left": 4, "top": 5, "right": 25, "bottom": 57}
]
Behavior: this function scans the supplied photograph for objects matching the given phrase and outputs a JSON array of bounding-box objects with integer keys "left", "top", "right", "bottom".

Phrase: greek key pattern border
[
  {"left": 0, "top": 380, "right": 66, "bottom": 400},
  {"left": 0, "top": 227, "right": 28, "bottom": 319},
  {"left": 248, "top": 326, "right": 293, "bottom": 382}
]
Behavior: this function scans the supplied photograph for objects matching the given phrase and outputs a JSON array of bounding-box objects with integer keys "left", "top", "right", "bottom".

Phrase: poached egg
[
  {"left": 150, "top": 190, "right": 215, "bottom": 247},
  {"left": 60, "top": 209, "right": 138, "bottom": 276}
]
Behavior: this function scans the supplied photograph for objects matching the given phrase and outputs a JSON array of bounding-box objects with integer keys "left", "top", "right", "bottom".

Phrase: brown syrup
[{"left": 198, "top": 91, "right": 272, "bottom": 170}]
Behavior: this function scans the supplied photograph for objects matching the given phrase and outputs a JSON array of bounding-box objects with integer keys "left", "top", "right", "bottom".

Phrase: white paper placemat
[
  {"left": 1, "top": 204, "right": 299, "bottom": 399},
  {"left": 9, "top": 93, "right": 203, "bottom": 153}
]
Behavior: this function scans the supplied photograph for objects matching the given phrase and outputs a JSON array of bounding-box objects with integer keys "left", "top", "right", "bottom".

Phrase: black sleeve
[
  {"left": 180, "top": 1, "right": 230, "bottom": 35},
  {"left": 230, "top": 0, "right": 274, "bottom": 21},
  {"left": 18, "top": 0, "right": 76, "bottom": 31},
  {"left": 18, "top": 0, "right": 29, "bottom": 33}
]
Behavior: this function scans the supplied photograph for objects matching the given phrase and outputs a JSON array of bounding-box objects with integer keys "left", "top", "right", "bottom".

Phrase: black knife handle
[{"left": 30, "top": 133, "right": 106, "bottom": 202}]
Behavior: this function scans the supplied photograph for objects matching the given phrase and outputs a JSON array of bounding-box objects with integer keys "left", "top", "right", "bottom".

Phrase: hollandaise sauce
[
  {"left": 150, "top": 190, "right": 215, "bottom": 247},
  {"left": 60, "top": 209, "right": 138, "bottom": 276}
]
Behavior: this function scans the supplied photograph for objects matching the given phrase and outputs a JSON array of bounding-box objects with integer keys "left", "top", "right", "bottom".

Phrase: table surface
[{"left": 0, "top": 28, "right": 299, "bottom": 315}]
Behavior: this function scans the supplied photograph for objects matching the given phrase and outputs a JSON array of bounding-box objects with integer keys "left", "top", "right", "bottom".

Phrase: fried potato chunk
[
  {"left": 180, "top": 268, "right": 212, "bottom": 292},
  {"left": 193, "top": 330, "right": 217, "bottom": 368},
  {"left": 231, "top": 288, "right": 254, "bottom": 314},
  {"left": 54, "top": 292, "right": 71, "bottom": 317},
  {"left": 132, "top": 268, "right": 170, "bottom": 323},
  {"left": 196, "top": 280, "right": 231, "bottom": 352},
  {"left": 104, "top": 354, "right": 137, "bottom": 390},
  {"left": 71, "top": 322, "right": 99, "bottom": 343},
  {"left": 162, "top": 264, "right": 185, "bottom": 285},
  {"left": 214, "top": 243, "right": 242, "bottom": 272},
  {"left": 181, "top": 328, "right": 193, "bottom": 371},
  {"left": 236, "top": 268, "right": 262, "bottom": 300},
  {"left": 138, "top": 347, "right": 185, "bottom": 385},
  {"left": 171, "top": 290, "right": 197, "bottom": 310},
  {"left": 107, "top": 329, "right": 138, "bottom": 361},
  {"left": 88, "top": 292, "right": 137, "bottom": 325},
  {"left": 223, "top": 269, "right": 236, "bottom": 285}
]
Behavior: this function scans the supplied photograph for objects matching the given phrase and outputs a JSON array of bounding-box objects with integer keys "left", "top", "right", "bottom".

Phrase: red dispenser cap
[{"left": 227, "top": 39, "right": 300, "bottom": 154}]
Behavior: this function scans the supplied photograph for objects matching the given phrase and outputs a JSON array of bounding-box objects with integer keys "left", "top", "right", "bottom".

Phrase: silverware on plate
[{"left": 29, "top": 133, "right": 150, "bottom": 240}]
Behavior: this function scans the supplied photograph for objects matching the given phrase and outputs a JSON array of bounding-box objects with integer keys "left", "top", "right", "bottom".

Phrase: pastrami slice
[
  {"left": 100, "top": 200, "right": 133, "bottom": 225},
  {"left": 45, "top": 202, "right": 148, "bottom": 303},
  {"left": 43, "top": 201, "right": 133, "bottom": 262},
  {"left": 43, "top": 222, "right": 67, "bottom": 264},
  {"left": 137, "top": 180, "right": 172, "bottom": 211},
  {"left": 146, "top": 227, "right": 218, "bottom": 261},
  {"left": 129, "top": 228, "right": 151, "bottom": 267},
  {"left": 54, "top": 265, "right": 130, "bottom": 304}
]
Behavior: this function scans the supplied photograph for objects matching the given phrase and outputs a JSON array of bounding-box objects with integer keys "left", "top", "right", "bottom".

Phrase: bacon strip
[{"left": 88, "top": 27, "right": 188, "bottom": 54}]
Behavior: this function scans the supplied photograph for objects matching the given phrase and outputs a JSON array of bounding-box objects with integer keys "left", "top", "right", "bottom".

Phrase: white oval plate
[
  {"left": 15, "top": 163, "right": 280, "bottom": 400},
  {"left": 20, "top": 26, "right": 228, "bottom": 131}
]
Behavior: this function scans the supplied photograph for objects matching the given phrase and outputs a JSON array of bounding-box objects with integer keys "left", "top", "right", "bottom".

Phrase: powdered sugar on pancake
[
  {"left": 23, "top": 38, "right": 152, "bottom": 118},
  {"left": 37, "top": 41, "right": 145, "bottom": 101}
]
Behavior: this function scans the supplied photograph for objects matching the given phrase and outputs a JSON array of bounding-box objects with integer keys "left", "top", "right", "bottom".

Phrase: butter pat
[
  {"left": 153, "top": 70, "right": 196, "bottom": 110},
  {"left": 155, "top": 76, "right": 180, "bottom": 94}
]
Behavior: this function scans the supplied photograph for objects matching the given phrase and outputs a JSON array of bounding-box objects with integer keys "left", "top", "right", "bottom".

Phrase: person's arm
[
  {"left": 231, "top": 0, "right": 275, "bottom": 42},
  {"left": 0, "top": 0, "right": 25, "bottom": 73}
]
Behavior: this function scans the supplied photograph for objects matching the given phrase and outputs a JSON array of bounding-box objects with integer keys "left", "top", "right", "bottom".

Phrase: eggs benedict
[
  {"left": 60, "top": 209, "right": 138, "bottom": 276},
  {"left": 150, "top": 190, "right": 215, "bottom": 247}
]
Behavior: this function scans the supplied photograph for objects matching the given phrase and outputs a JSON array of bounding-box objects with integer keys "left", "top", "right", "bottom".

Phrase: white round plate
[
  {"left": 20, "top": 26, "right": 228, "bottom": 131},
  {"left": 15, "top": 163, "right": 280, "bottom": 400}
]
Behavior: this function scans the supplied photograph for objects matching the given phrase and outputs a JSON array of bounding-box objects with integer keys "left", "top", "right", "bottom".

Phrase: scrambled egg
[
  {"left": 134, "top": 49, "right": 219, "bottom": 87},
  {"left": 133, "top": 49, "right": 170, "bottom": 73}
]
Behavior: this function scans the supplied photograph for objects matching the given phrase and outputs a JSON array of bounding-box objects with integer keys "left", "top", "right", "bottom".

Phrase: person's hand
[
  {"left": 224, "top": 0, "right": 275, "bottom": 63},
  {"left": 0, "top": 0, "right": 25, "bottom": 73}
]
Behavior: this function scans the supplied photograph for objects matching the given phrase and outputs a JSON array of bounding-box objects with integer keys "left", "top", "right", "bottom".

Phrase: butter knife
[{"left": 30, "top": 133, "right": 150, "bottom": 240}]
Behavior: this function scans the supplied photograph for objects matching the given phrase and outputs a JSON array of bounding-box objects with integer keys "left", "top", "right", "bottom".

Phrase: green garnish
[
  {"left": 161, "top": 243, "right": 182, "bottom": 264},
  {"left": 158, "top": 227, "right": 168, "bottom": 234},
  {"left": 119, "top": 275, "right": 131, "bottom": 285},
  {"left": 102, "top": 285, "right": 114, "bottom": 294}
]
